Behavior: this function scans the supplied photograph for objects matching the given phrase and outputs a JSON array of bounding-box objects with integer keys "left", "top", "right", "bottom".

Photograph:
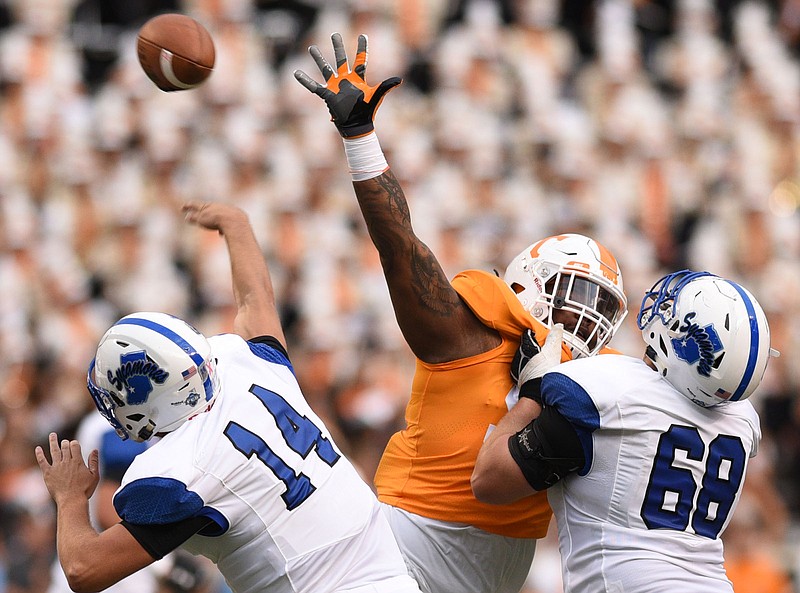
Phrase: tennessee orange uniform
[{"left": 374, "top": 269, "right": 573, "bottom": 538}]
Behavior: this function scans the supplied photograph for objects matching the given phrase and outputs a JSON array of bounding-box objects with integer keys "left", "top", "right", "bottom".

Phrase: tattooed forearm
[
  {"left": 353, "top": 171, "right": 459, "bottom": 316},
  {"left": 354, "top": 172, "right": 414, "bottom": 263},
  {"left": 375, "top": 172, "right": 411, "bottom": 228},
  {"left": 412, "top": 246, "right": 461, "bottom": 316},
  {"left": 351, "top": 169, "right": 492, "bottom": 360}
]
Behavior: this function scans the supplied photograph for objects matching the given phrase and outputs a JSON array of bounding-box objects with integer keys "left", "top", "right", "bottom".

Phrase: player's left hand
[
  {"left": 294, "top": 33, "right": 402, "bottom": 138},
  {"left": 35, "top": 432, "right": 99, "bottom": 503}
]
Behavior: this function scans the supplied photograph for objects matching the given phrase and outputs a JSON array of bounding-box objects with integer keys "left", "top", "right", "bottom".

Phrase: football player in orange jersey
[{"left": 295, "top": 33, "right": 629, "bottom": 593}]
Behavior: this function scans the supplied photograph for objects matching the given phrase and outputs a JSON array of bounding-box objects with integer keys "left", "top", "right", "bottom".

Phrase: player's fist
[
  {"left": 511, "top": 328, "right": 542, "bottom": 384},
  {"left": 182, "top": 201, "right": 248, "bottom": 235},
  {"left": 517, "top": 324, "right": 564, "bottom": 384},
  {"left": 294, "top": 33, "right": 401, "bottom": 138},
  {"left": 514, "top": 325, "right": 564, "bottom": 403}
]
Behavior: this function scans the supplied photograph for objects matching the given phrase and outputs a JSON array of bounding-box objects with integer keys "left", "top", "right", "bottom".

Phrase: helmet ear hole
[
  {"left": 658, "top": 335, "right": 669, "bottom": 357},
  {"left": 712, "top": 352, "right": 725, "bottom": 369},
  {"left": 509, "top": 282, "right": 525, "bottom": 295}
]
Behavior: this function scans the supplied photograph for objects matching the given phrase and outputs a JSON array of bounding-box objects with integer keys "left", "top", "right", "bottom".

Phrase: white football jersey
[
  {"left": 541, "top": 354, "right": 761, "bottom": 593},
  {"left": 115, "top": 334, "right": 420, "bottom": 593}
]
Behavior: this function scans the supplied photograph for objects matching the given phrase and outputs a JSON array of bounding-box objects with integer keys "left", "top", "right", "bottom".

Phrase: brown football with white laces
[{"left": 136, "top": 13, "right": 215, "bottom": 92}]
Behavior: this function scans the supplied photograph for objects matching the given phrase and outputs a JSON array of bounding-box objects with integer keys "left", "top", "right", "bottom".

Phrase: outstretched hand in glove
[{"left": 294, "top": 33, "right": 402, "bottom": 138}]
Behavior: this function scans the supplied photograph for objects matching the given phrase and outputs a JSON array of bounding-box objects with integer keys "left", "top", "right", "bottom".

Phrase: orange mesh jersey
[{"left": 374, "top": 269, "right": 573, "bottom": 539}]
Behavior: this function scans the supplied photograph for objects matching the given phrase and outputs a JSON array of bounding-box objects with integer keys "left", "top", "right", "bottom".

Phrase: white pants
[{"left": 380, "top": 504, "right": 537, "bottom": 593}]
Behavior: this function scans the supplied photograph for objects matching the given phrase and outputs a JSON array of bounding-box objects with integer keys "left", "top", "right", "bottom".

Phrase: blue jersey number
[
  {"left": 641, "top": 425, "right": 746, "bottom": 539},
  {"left": 224, "top": 384, "right": 340, "bottom": 510}
]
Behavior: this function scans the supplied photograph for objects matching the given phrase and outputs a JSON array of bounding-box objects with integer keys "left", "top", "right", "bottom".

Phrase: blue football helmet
[
  {"left": 637, "top": 270, "right": 778, "bottom": 407},
  {"left": 88, "top": 312, "right": 219, "bottom": 441}
]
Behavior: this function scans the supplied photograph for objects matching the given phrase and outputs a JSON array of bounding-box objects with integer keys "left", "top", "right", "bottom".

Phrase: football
[{"left": 136, "top": 13, "right": 215, "bottom": 92}]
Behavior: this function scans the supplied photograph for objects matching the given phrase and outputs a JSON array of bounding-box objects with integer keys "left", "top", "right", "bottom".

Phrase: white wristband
[{"left": 343, "top": 132, "right": 389, "bottom": 182}]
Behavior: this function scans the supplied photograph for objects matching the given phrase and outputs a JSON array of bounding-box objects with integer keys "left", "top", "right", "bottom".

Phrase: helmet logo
[
  {"left": 108, "top": 350, "right": 169, "bottom": 405},
  {"left": 172, "top": 391, "right": 201, "bottom": 407},
  {"left": 672, "top": 313, "right": 723, "bottom": 377}
]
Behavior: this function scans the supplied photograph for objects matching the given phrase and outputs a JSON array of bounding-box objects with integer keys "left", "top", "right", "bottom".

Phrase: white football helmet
[
  {"left": 504, "top": 234, "right": 628, "bottom": 358},
  {"left": 87, "top": 312, "right": 219, "bottom": 441},
  {"left": 637, "top": 270, "right": 778, "bottom": 407}
]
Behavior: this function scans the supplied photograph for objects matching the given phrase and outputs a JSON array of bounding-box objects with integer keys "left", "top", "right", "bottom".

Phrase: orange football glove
[{"left": 294, "top": 33, "right": 402, "bottom": 138}]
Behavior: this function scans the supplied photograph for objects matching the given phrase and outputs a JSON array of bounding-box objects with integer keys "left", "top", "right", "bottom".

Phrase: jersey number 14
[{"left": 224, "top": 384, "right": 341, "bottom": 510}]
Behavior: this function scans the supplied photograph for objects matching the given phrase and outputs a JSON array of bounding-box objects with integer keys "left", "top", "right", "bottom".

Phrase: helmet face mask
[
  {"left": 504, "top": 234, "right": 628, "bottom": 358},
  {"left": 87, "top": 312, "right": 219, "bottom": 441},
  {"left": 637, "top": 270, "right": 775, "bottom": 407},
  {"left": 88, "top": 359, "right": 132, "bottom": 440}
]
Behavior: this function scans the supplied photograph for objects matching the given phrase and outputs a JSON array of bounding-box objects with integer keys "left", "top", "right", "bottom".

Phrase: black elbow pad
[{"left": 507, "top": 406, "right": 585, "bottom": 491}]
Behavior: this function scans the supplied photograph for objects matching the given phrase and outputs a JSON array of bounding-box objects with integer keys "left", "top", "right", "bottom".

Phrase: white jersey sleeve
[
  {"left": 540, "top": 354, "right": 761, "bottom": 593},
  {"left": 115, "top": 334, "right": 419, "bottom": 593}
]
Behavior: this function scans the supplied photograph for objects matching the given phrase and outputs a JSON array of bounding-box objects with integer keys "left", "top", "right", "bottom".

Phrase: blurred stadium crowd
[{"left": 0, "top": 0, "right": 799, "bottom": 591}]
